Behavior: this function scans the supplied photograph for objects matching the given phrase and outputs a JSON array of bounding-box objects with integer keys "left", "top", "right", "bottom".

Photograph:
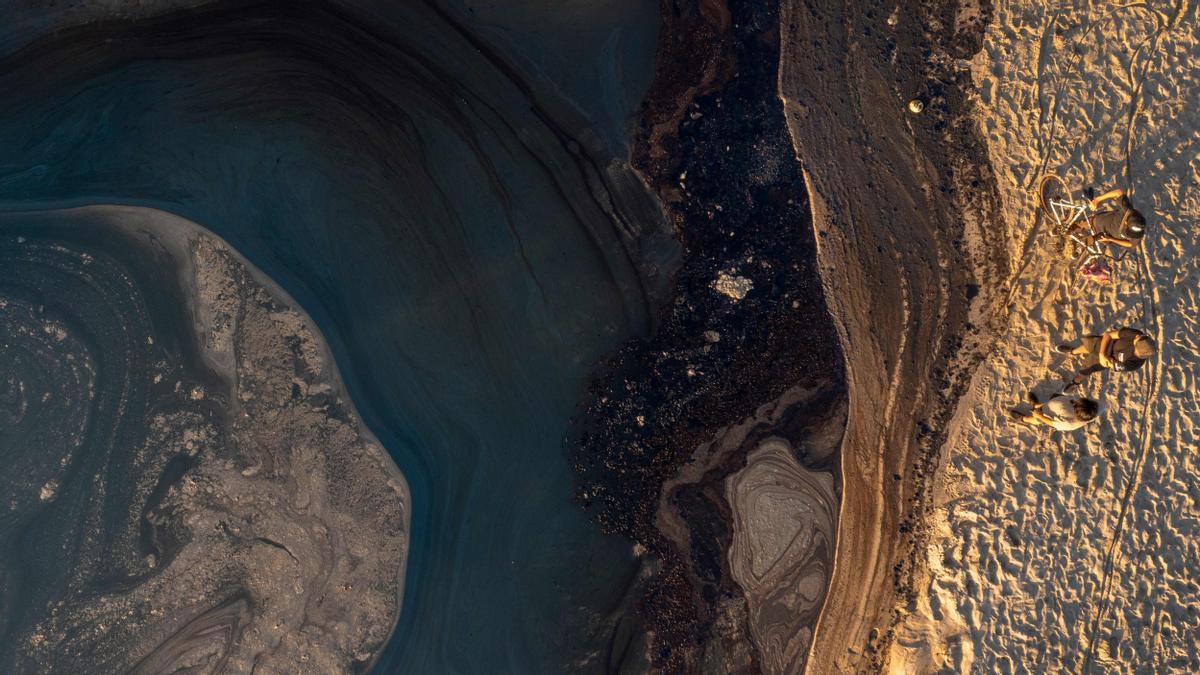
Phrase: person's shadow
[
  {"left": 1020, "top": 356, "right": 1079, "bottom": 409},
  {"left": 1015, "top": 369, "right": 1112, "bottom": 446}
]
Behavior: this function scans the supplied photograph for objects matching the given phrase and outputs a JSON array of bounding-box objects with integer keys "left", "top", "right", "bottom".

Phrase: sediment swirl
[
  {"left": 0, "top": 206, "right": 408, "bottom": 673},
  {"left": 727, "top": 438, "right": 837, "bottom": 674}
]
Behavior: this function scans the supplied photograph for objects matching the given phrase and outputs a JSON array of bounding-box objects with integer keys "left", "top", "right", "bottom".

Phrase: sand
[
  {"left": 891, "top": 1, "right": 1200, "bottom": 671},
  {"left": 778, "top": 1, "right": 1008, "bottom": 670}
]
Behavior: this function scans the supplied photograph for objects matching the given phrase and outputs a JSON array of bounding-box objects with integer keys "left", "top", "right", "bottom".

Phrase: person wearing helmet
[
  {"left": 1088, "top": 188, "right": 1146, "bottom": 249},
  {"left": 1058, "top": 325, "right": 1157, "bottom": 390}
]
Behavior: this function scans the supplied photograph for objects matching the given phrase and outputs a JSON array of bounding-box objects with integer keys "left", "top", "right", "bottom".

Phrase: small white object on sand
[{"left": 713, "top": 271, "right": 753, "bottom": 301}]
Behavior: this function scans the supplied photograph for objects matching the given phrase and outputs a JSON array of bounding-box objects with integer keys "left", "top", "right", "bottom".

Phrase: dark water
[{"left": 0, "top": 2, "right": 669, "bottom": 671}]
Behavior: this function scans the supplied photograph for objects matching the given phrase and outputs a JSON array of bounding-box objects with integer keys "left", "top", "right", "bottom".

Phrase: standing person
[
  {"left": 1087, "top": 187, "right": 1147, "bottom": 250},
  {"left": 1009, "top": 391, "right": 1100, "bottom": 431},
  {"left": 1058, "top": 326, "right": 1157, "bottom": 389}
]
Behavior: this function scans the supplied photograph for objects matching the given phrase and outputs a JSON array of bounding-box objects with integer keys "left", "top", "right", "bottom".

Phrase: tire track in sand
[
  {"left": 1079, "top": 3, "right": 1181, "bottom": 665},
  {"left": 991, "top": 3, "right": 1175, "bottom": 667},
  {"left": 1081, "top": 251, "right": 1162, "bottom": 671}
]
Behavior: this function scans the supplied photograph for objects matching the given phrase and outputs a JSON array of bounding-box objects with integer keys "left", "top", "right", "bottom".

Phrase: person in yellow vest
[
  {"left": 1058, "top": 326, "right": 1156, "bottom": 391},
  {"left": 1078, "top": 187, "right": 1147, "bottom": 250}
]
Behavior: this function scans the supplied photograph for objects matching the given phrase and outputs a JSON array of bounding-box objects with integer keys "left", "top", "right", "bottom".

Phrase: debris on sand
[{"left": 712, "top": 271, "right": 753, "bottom": 301}]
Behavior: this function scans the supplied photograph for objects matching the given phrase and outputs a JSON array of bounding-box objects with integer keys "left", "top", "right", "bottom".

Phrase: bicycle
[{"left": 1035, "top": 174, "right": 1129, "bottom": 285}]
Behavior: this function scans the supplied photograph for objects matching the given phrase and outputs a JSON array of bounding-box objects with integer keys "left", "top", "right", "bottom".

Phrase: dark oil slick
[
  {"left": 569, "top": 2, "right": 846, "bottom": 670},
  {"left": 0, "top": 1, "right": 676, "bottom": 672}
]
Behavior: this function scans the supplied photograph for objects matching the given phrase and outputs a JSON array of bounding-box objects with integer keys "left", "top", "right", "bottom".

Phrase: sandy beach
[
  {"left": 2, "top": 0, "right": 1195, "bottom": 671},
  {"left": 891, "top": 1, "right": 1200, "bottom": 671}
]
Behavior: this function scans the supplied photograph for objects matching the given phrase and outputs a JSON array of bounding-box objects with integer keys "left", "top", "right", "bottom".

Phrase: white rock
[{"left": 713, "top": 272, "right": 753, "bottom": 301}]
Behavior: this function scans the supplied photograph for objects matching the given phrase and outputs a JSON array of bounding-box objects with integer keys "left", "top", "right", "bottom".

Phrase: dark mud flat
[
  {"left": 778, "top": 0, "right": 1008, "bottom": 670},
  {"left": 570, "top": 1, "right": 848, "bottom": 671},
  {"left": 0, "top": 207, "right": 407, "bottom": 673}
]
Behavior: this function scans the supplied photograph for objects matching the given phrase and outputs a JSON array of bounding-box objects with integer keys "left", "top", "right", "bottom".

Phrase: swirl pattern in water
[
  {"left": 0, "top": 207, "right": 408, "bottom": 673},
  {"left": 0, "top": 0, "right": 675, "bottom": 671}
]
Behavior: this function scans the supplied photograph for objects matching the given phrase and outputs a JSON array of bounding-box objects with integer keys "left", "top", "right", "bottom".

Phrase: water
[{"left": 0, "top": 2, "right": 669, "bottom": 671}]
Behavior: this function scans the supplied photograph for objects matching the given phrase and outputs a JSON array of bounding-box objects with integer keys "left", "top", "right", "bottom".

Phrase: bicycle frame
[
  {"left": 1044, "top": 195, "right": 1128, "bottom": 281},
  {"left": 1044, "top": 197, "right": 1090, "bottom": 234}
]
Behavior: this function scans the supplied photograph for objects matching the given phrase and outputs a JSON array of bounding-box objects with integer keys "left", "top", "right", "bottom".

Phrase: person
[
  {"left": 1086, "top": 188, "right": 1147, "bottom": 249},
  {"left": 1009, "top": 391, "right": 1100, "bottom": 431},
  {"left": 1058, "top": 326, "right": 1156, "bottom": 389}
]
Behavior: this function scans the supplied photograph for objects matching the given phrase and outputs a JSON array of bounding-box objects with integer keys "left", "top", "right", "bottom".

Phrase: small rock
[{"left": 712, "top": 272, "right": 753, "bottom": 301}]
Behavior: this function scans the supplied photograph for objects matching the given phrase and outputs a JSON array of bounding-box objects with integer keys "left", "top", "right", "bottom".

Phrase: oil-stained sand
[{"left": 0, "top": 206, "right": 408, "bottom": 673}]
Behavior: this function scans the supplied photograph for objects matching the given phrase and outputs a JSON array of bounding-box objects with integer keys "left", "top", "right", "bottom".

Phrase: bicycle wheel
[
  {"left": 1036, "top": 174, "right": 1074, "bottom": 236},
  {"left": 1036, "top": 174, "right": 1068, "bottom": 220}
]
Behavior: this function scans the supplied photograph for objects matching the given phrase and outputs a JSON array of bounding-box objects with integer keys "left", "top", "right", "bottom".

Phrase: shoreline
[
  {"left": 0, "top": 204, "right": 410, "bottom": 671},
  {"left": 778, "top": 1, "right": 1009, "bottom": 670},
  {"left": 100, "top": 203, "right": 413, "bottom": 671},
  {"left": 569, "top": 1, "right": 849, "bottom": 670}
]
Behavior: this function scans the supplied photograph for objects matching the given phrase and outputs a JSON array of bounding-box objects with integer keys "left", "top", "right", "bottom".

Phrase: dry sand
[{"left": 892, "top": 2, "right": 1200, "bottom": 671}]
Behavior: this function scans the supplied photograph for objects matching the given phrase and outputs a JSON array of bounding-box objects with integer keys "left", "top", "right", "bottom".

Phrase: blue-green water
[{"left": 0, "top": 2, "right": 669, "bottom": 671}]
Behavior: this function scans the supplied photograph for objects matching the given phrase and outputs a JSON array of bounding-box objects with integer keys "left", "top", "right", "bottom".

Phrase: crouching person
[{"left": 1009, "top": 391, "right": 1100, "bottom": 431}]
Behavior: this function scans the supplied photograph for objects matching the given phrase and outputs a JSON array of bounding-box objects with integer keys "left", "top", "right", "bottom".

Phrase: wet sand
[
  {"left": 778, "top": 0, "right": 1008, "bottom": 669},
  {"left": 0, "top": 205, "right": 408, "bottom": 672}
]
